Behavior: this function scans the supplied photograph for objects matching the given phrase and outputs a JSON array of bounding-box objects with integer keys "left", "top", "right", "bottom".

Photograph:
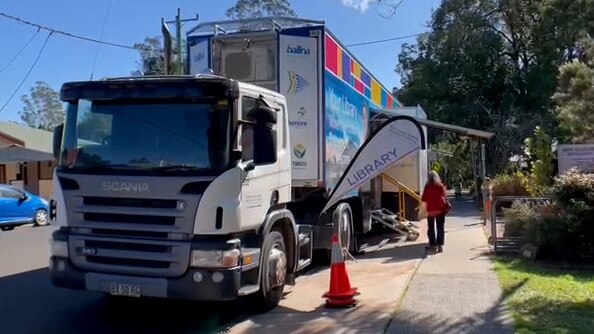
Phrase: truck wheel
[
  {"left": 253, "top": 230, "right": 287, "bottom": 312},
  {"left": 318, "top": 204, "right": 356, "bottom": 264}
]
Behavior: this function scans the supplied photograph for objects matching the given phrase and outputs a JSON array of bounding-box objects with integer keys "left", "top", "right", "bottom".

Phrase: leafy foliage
[
  {"left": 226, "top": 0, "right": 296, "bottom": 19},
  {"left": 503, "top": 169, "right": 594, "bottom": 261},
  {"left": 133, "top": 36, "right": 165, "bottom": 76},
  {"left": 525, "top": 126, "right": 555, "bottom": 196},
  {"left": 396, "top": 0, "right": 594, "bottom": 173},
  {"left": 19, "top": 81, "right": 64, "bottom": 132},
  {"left": 491, "top": 172, "right": 531, "bottom": 197},
  {"left": 553, "top": 37, "right": 594, "bottom": 144},
  {"left": 133, "top": 36, "right": 185, "bottom": 76}
]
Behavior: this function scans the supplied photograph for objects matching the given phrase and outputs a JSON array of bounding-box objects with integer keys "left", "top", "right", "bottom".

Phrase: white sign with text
[
  {"left": 558, "top": 143, "right": 594, "bottom": 174},
  {"left": 279, "top": 34, "right": 320, "bottom": 181}
]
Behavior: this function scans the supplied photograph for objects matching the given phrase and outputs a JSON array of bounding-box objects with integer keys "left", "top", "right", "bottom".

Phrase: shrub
[
  {"left": 552, "top": 168, "right": 594, "bottom": 207},
  {"left": 502, "top": 200, "right": 551, "bottom": 241},
  {"left": 525, "top": 127, "right": 555, "bottom": 196},
  {"left": 491, "top": 172, "right": 531, "bottom": 197}
]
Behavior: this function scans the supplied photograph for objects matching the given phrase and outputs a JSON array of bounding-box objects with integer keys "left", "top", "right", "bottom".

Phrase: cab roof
[{"left": 60, "top": 75, "right": 240, "bottom": 102}]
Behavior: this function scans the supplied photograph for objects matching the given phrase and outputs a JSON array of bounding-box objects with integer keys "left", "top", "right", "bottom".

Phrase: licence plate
[{"left": 109, "top": 283, "right": 141, "bottom": 297}]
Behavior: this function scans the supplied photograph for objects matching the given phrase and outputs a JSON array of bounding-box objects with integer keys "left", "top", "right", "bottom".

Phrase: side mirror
[
  {"left": 53, "top": 124, "right": 64, "bottom": 160},
  {"left": 248, "top": 105, "right": 277, "bottom": 125},
  {"left": 20, "top": 193, "right": 28, "bottom": 201},
  {"left": 243, "top": 161, "right": 255, "bottom": 172}
]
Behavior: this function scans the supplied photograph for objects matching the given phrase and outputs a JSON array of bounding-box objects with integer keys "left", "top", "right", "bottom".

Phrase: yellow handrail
[
  {"left": 381, "top": 174, "right": 424, "bottom": 222},
  {"left": 380, "top": 174, "right": 423, "bottom": 205}
]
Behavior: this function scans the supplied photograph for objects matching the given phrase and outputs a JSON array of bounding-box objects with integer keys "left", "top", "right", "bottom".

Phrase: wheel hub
[
  {"left": 36, "top": 211, "right": 48, "bottom": 225},
  {"left": 268, "top": 247, "right": 287, "bottom": 288}
]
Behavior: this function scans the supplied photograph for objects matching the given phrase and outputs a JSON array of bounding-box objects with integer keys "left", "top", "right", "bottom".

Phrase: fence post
[{"left": 491, "top": 197, "right": 498, "bottom": 253}]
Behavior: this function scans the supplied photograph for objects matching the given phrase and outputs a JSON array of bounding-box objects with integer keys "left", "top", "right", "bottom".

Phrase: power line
[
  {"left": 90, "top": 0, "right": 113, "bottom": 79},
  {"left": 346, "top": 32, "right": 423, "bottom": 47},
  {"left": 377, "top": 0, "right": 406, "bottom": 19},
  {"left": 0, "top": 32, "right": 53, "bottom": 114},
  {"left": 0, "top": 28, "right": 41, "bottom": 74},
  {"left": 0, "top": 12, "right": 142, "bottom": 51}
]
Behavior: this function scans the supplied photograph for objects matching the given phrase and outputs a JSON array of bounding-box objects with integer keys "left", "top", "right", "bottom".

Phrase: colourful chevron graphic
[{"left": 287, "top": 70, "right": 309, "bottom": 94}]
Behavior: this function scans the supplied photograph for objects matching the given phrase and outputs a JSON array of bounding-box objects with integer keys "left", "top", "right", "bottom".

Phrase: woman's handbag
[
  {"left": 444, "top": 200, "right": 453, "bottom": 215},
  {"left": 417, "top": 202, "right": 428, "bottom": 220}
]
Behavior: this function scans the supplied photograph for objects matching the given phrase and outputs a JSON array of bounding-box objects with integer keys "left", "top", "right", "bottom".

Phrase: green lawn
[{"left": 493, "top": 258, "right": 594, "bottom": 334}]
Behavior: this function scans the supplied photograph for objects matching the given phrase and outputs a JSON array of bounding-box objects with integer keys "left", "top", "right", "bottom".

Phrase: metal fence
[{"left": 485, "top": 195, "right": 552, "bottom": 254}]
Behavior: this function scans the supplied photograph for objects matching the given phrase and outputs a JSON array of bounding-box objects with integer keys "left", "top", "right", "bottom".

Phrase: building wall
[{"left": 0, "top": 161, "right": 55, "bottom": 199}]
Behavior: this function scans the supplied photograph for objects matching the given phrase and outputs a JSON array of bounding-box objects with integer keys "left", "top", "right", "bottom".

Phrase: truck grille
[
  {"left": 69, "top": 235, "right": 191, "bottom": 277},
  {"left": 83, "top": 197, "right": 177, "bottom": 209},
  {"left": 67, "top": 195, "right": 199, "bottom": 277}
]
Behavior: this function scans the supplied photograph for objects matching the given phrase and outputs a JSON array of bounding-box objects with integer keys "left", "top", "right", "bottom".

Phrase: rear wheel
[
  {"left": 34, "top": 209, "right": 49, "bottom": 226},
  {"left": 252, "top": 230, "right": 287, "bottom": 312},
  {"left": 318, "top": 204, "right": 356, "bottom": 264}
]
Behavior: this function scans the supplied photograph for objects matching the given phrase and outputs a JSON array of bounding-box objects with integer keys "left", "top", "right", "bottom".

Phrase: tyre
[
  {"left": 34, "top": 209, "right": 49, "bottom": 227},
  {"left": 318, "top": 204, "right": 356, "bottom": 264},
  {"left": 252, "top": 230, "right": 287, "bottom": 312}
]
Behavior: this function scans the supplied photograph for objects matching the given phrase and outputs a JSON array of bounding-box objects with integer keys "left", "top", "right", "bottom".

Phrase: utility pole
[{"left": 163, "top": 8, "right": 199, "bottom": 75}]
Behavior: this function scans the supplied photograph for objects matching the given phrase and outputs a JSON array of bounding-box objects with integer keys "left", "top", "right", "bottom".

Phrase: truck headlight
[
  {"left": 190, "top": 249, "right": 240, "bottom": 268},
  {"left": 50, "top": 239, "right": 69, "bottom": 258}
]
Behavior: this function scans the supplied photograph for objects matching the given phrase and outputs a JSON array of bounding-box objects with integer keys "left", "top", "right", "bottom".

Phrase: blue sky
[{"left": 0, "top": 0, "right": 440, "bottom": 123}]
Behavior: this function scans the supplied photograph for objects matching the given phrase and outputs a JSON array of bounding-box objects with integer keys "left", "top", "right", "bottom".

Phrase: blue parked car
[{"left": 0, "top": 184, "right": 49, "bottom": 231}]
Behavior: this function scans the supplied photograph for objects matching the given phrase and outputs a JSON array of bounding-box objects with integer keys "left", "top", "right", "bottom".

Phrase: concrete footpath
[
  {"left": 386, "top": 199, "right": 513, "bottom": 334},
  {"left": 225, "top": 232, "right": 425, "bottom": 333},
  {"left": 224, "top": 198, "right": 513, "bottom": 333}
]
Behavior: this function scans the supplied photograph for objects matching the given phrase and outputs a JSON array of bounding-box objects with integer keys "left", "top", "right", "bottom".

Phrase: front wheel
[
  {"left": 34, "top": 209, "right": 49, "bottom": 226},
  {"left": 252, "top": 230, "right": 287, "bottom": 312}
]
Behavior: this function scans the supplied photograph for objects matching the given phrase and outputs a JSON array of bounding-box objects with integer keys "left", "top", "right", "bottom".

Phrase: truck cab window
[{"left": 240, "top": 96, "right": 277, "bottom": 165}]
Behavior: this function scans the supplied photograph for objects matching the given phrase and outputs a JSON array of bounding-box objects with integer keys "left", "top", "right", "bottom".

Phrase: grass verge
[{"left": 493, "top": 257, "right": 594, "bottom": 334}]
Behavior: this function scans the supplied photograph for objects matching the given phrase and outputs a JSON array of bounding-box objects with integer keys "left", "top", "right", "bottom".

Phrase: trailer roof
[{"left": 187, "top": 16, "right": 325, "bottom": 36}]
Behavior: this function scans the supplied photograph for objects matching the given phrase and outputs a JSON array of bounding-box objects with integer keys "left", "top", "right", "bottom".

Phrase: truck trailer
[{"left": 48, "top": 17, "right": 428, "bottom": 310}]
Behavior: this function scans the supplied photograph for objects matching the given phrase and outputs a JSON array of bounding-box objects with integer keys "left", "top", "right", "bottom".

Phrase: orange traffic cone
[{"left": 322, "top": 234, "right": 359, "bottom": 308}]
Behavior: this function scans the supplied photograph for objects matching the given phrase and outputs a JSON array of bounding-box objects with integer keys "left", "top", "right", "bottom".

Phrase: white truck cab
[{"left": 49, "top": 75, "right": 309, "bottom": 310}]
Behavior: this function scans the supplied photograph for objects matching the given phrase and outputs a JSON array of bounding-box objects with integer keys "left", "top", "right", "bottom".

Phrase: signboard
[
  {"left": 324, "top": 72, "right": 370, "bottom": 190},
  {"left": 188, "top": 37, "right": 210, "bottom": 75},
  {"left": 279, "top": 34, "right": 320, "bottom": 180},
  {"left": 323, "top": 116, "right": 425, "bottom": 213},
  {"left": 558, "top": 144, "right": 594, "bottom": 174}
]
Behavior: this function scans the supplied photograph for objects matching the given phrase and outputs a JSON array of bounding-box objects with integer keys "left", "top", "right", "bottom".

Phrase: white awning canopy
[{"left": 371, "top": 108, "right": 494, "bottom": 139}]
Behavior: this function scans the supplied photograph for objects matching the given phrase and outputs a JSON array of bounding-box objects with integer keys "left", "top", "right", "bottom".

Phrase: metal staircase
[{"left": 371, "top": 208, "right": 420, "bottom": 241}]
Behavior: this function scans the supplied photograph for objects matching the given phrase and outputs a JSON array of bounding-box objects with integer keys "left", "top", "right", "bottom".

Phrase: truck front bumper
[{"left": 49, "top": 256, "right": 241, "bottom": 301}]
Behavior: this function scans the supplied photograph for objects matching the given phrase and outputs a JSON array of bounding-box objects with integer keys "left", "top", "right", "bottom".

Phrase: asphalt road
[{"left": 0, "top": 226, "right": 254, "bottom": 334}]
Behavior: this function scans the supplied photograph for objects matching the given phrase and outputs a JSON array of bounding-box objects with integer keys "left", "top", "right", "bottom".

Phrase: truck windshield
[{"left": 59, "top": 99, "right": 232, "bottom": 176}]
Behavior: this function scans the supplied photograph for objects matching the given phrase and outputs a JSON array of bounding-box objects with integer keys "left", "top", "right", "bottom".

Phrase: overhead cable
[
  {"left": 0, "top": 32, "right": 53, "bottom": 113},
  {"left": 0, "top": 28, "right": 41, "bottom": 74},
  {"left": 346, "top": 32, "right": 423, "bottom": 47},
  {"left": 0, "top": 12, "right": 143, "bottom": 51}
]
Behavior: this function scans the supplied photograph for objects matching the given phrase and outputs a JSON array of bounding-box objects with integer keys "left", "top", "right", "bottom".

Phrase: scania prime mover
[{"left": 48, "top": 17, "right": 428, "bottom": 310}]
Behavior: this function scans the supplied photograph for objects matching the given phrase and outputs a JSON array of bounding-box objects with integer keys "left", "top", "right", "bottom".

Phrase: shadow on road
[{"left": 0, "top": 268, "right": 253, "bottom": 334}]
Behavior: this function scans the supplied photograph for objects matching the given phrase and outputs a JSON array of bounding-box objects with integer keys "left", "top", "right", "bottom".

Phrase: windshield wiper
[
  {"left": 149, "top": 165, "right": 209, "bottom": 172},
  {"left": 67, "top": 164, "right": 143, "bottom": 171}
]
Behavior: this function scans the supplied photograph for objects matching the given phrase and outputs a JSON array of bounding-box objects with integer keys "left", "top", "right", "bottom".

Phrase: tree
[
  {"left": 226, "top": 0, "right": 296, "bottom": 19},
  {"left": 133, "top": 35, "right": 186, "bottom": 76},
  {"left": 553, "top": 37, "right": 594, "bottom": 144},
  {"left": 19, "top": 81, "right": 64, "bottom": 131},
  {"left": 133, "top": 36, "right": 165, "bottom": 75},
  {"left": 396, "top": 0, "right": 594, "bottom": 174}
]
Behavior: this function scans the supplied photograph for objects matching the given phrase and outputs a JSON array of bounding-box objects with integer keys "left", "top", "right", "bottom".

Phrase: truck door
[{"left": 238, "top": 93, "right": 281, "bottom": 229}]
